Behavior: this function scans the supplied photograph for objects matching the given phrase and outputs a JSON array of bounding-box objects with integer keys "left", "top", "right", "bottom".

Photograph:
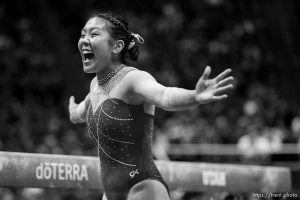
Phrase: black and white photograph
[{"left": 0, "top": 0, "right": 299, "bottom": 199}]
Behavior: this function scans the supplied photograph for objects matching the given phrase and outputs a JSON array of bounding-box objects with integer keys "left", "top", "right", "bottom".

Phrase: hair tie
[{"left": 128, "top": 33, "right": 144, "bottom": 50}]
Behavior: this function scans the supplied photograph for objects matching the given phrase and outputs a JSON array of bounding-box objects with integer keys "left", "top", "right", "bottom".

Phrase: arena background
[{"left": 0, "top": 0, "right": 300, "bottom": 199}]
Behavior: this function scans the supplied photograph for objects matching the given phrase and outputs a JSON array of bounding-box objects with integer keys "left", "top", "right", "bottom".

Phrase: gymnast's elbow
[
  {"left": 70, "top": 115, "right": 86, "bottom": 124},
  {"left": 70, "top": 116, "right": 79, "bottom": 124},
  {"left": 157, "top": 88, "right": 177, "bottom": 112}
]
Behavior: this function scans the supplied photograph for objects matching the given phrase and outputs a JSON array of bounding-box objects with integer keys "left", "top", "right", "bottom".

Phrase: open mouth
[{"left": 82, "top": 52, "right": 95, "bottom": 63}]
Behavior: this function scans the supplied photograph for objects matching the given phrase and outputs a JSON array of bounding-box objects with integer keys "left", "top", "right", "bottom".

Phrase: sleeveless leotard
[{"left": 86, "top": 66, "right": 169, "bottom": 200}]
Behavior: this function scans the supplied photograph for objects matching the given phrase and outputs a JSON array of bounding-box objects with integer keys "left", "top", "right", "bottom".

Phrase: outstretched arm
[
  {"left": 130, "top": 66, "right": 234, "bottom": 111},
  {"left": 68, "top": 94, "right": 90, "bottom": 124}
]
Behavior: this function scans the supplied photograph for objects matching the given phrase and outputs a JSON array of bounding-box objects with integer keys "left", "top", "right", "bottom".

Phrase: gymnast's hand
[
  {"left": 68, "top": 95, "right": 90, "bottom": 124},
  {"left": 195, "top": 66, "right": 234, "bottom": 104}
]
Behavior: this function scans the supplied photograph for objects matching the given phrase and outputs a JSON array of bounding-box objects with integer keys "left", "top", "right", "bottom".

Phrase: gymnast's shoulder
[{"left": 123, "top": 66, "right": 157, "bottom": 85}]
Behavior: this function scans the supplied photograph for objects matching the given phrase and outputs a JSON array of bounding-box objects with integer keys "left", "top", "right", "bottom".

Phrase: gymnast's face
[{"left": 78, "top": 17, "right": 114, "bottom": 73}]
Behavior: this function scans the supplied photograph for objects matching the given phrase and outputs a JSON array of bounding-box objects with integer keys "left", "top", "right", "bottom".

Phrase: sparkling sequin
[{"left": 97, "top": 64, "right": 124, "bottom": 85}]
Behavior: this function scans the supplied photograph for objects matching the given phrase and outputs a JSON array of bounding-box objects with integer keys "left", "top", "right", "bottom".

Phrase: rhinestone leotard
[{"left": 86, "top": 66, "right": 169, "bottom": 200}]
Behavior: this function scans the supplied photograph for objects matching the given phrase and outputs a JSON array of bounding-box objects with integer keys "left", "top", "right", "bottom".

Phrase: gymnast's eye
[
  {"left": 91, "top": 31, "right": 100, "bottom": 38},
  {"left": 91, "top": 34, "right": 99, "bottom": 38}
]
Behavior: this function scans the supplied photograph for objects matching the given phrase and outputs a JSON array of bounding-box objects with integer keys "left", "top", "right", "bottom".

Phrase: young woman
[{"left": 69, "top": 12, "right": 234, "bottom": 200}]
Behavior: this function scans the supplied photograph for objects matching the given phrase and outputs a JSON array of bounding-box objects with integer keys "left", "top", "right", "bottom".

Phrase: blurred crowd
[{"left": 0, "top": 0, "right": 300, "bottom": 199}]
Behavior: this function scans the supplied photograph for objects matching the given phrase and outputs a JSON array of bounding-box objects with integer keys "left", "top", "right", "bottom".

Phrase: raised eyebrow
[
  {"left": 90, "top": 27, "right": 103, "bottom": 32},
  {"left": 82, "top": 27, "right": 103, "bottom": 33}
]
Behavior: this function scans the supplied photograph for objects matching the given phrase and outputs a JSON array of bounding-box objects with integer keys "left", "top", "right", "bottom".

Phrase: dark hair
[{"left": 92, "top": 12, "right": 140, "bottom": 64}]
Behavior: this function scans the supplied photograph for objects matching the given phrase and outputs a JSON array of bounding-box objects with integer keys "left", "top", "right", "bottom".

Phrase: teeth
[{"left": 82, "top": 52, "right": 94, "bottom": 62}]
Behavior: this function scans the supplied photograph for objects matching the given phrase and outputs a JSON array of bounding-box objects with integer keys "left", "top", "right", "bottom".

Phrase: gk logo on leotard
[{"left": 129, "top": 169, "right": 139, "bottom": 179}]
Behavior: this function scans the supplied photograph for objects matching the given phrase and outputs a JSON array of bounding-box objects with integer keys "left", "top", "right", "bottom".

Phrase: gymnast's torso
[{"left": 86, "top": 65, "right": 168, "bottom": 200}]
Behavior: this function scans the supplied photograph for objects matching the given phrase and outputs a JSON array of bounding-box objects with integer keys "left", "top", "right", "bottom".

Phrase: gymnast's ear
[{"left": 113, "top": 40, "right": 125, "bottom": 54}]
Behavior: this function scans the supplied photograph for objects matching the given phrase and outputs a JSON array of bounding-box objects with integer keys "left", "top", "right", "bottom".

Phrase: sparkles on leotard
[{"left": 86, "top": 66, "right": 169, "bottom": 200}]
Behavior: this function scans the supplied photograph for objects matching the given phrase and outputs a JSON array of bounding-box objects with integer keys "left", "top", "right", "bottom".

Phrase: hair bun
[{"left": 127, "top": 44, "right": 139, "bottom": 61}]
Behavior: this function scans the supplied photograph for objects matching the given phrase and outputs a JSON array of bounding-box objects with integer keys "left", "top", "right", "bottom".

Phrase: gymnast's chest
[
  {"left": 88, "top": 97, "right": 135, "bottom": 121},
  {"left": 86, "top": 96, "right": 139, "bottom": 142}
]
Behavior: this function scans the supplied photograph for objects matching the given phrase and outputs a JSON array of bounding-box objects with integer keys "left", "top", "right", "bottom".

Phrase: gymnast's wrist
[{"left": 192, "top": 90, "right": 200, "bottom": 104}]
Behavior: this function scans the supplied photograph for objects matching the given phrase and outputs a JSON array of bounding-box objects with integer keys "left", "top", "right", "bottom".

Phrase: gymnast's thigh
[{"left": 126, "top": 179, "right": 170, "bottom": 200}]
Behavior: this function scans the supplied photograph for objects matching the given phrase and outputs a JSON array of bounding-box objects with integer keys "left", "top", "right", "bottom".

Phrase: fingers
[
  {"left": 217, "top": 76, "right": 234, "bottom": 87},
  {"left": 212, "top": 94, "right": 228, "bottom": 101},
  {"left": 69, "top": 96, "right": 75, "bottom": 103},
  {"left": 215, "top": 84, "right": 234, "bottom": 95},
  {"left": 69, "top": 96, "right": 76, "bottom": 109},
  {"left": 201, "top": 66, "right": 211, "bottom": 80},
  {"left": 215, "top": 68, "right": 232, "bottom": 82}
]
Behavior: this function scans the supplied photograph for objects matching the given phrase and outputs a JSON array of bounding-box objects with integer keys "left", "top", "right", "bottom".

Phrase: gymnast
[{"left": 68, "top": 11, "right": 234, "bottom": 200}]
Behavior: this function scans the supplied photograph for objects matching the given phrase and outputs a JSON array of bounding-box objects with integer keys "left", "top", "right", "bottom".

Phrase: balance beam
[
  {"left": 0, "top": 151, "right": 291, "bottom": 193},
  {"left": 169, "top": 143, "right": 300, "bottom": 156}
]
